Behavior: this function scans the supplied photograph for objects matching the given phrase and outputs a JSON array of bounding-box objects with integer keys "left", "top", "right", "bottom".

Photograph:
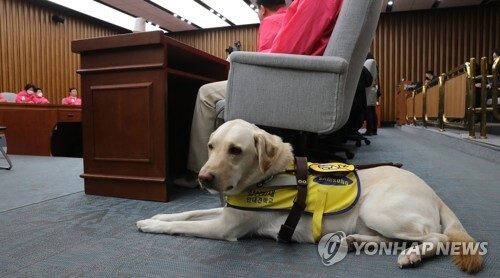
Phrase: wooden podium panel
[
  {"left": 426, "top": 85, "right": 439, "bottom": 118},
  {"left": 396, "top": 81, "right": 413, "bottom": 125},
  {"left": 72, "top": 31, "right": 228, "bottom": 202}
]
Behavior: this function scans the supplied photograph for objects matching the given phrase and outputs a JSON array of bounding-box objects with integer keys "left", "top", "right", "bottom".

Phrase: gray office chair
[
  {"left": 224, "top": 0, "right": 382, "bottom": 136},
  {"left": 1, "top": 92, "right": 18, "bottom": 103},
  {"left": 0, "top": 127, "right": 13, "bottom": 170}
]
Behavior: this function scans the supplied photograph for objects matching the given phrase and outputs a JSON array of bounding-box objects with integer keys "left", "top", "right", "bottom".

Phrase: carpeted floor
[{"left": 0, "top": 127, "right": 498, "bottom": 277}]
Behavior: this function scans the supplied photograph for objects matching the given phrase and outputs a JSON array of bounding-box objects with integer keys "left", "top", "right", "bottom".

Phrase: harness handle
[
  {"left": 355, "top": 162, "right": 403, "bottom": 170},
  {"left": 278, "top": 157, "right": 308, "bottom": 243}
]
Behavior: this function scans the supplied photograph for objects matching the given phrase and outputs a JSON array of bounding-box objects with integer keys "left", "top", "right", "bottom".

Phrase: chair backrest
[
  {"left": 1, "top": 92, "right": 17, "bottom": 103},
  {"left": 324, "top": 0, "right": 383, "bottom": 127}
]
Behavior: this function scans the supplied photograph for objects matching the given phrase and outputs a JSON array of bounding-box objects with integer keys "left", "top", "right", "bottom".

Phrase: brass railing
[{"left": 406, "top": 57, "right": 499, "bottom": 138}]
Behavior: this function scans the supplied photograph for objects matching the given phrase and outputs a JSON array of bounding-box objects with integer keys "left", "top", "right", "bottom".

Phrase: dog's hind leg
[
  {"left": 359, "top": 207, "right": 448, "bottom": 268},
  {"left": 396, "top": 233, "right": 449, "bottom": 268},
  {"left": 151, "top": 208, "right": 223, "bottom": 222}
]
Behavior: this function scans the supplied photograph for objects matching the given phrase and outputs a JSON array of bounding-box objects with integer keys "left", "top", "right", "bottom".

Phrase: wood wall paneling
[
  {"left": 170, "top": 25, "right": 259, "bottom": 61},
  {"left": 0, "top": 0, "right": 121, "bottom": 104}
]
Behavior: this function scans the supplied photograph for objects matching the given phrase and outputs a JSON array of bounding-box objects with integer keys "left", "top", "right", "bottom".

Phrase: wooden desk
[
  {"left": 72, "top": 31, "right": 228, "bottom": 202},
  {"left": 0, "top": 103, "right": 82, "bottom": 155}
]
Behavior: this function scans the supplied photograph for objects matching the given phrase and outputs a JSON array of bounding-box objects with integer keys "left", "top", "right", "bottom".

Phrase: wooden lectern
[
  {"left": 395, "top": 81, "right": 414, "bottom": 126},
  {"left": 72, "top": 31, "right": 228, "bottom": 202}
]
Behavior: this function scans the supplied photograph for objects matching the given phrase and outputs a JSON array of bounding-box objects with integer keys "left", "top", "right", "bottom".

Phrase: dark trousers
[{"left": 365, "top": 106, "right": 377, "bottom": 133}]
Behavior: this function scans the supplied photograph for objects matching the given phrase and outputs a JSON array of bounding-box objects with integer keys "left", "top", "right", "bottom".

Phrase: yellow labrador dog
[{"left": 137, "top": 119, "right": 482, "bottom": 273}]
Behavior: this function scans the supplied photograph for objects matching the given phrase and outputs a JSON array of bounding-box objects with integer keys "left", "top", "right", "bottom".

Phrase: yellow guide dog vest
[{"left": 226, "top": 162, "right": 360, "bottom": 242}]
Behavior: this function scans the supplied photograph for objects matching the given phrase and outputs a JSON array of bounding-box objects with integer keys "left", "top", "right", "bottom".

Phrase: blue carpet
[{"left": 0, "top": 127, "right": 498, "bottom": 277}]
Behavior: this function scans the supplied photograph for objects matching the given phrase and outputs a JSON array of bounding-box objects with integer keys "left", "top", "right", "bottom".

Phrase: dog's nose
[{"left": 198, "top": 171, "right": 215, "bottom": 188}]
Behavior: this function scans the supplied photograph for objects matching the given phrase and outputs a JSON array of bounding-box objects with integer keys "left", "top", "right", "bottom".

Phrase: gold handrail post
[
  {"left": 491, "top": 57, "right": 500, "bottom": 121},
  {"left": 422, "top": 84, "right": 427, "bottom": 128},
  {"left": 468, "top": 58, "right": 476, "bottom": 139},
  {"left": 438, "top": 73, "right": 445, "bottom": 131},
  {"left": 465, "top": 62, "right": 471, "bottom": 127},
  {"left": 479, "top": 57, "right": 488, "bottom": 139}
]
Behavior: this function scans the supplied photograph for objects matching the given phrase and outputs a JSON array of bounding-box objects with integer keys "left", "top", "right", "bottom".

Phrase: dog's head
[{"left": 198, "top": 119, "right": 293, "bottom": 195}]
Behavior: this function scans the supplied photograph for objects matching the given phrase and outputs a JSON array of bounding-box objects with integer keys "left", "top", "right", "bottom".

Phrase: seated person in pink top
[
  {"left": 0, "top": 94, "right": 6, "bottom": 103},
  {"left": 32, "top": 88, "right": 50, "bottom": 104},
  {"left": 62, "top": 88, "right": 82, "bottom": 105},
  {"left": 270, "top": 0, "right": 343, "bottom": 56},
  {"left": 16, "top": 83, "right": 37, "bottom": 103}
]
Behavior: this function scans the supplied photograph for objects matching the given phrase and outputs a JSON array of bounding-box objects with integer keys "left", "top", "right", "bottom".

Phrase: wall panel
[
  {"left": 170, "top": 3, "right": 500, "bottom": 122},
  {"left": 170, "top": 25, "right": 259, "bottom": 61},
  {"left": 0, "top": 0, "right": 121, "bottom": 103}
]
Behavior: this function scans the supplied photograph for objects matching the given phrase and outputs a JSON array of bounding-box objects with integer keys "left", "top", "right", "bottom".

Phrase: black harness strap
[
  {"left": 277, "top": 157, "right": 308, "bottom": 243},
  {"left": 276, "top": 159, "right": 402, "bottom": 243}
]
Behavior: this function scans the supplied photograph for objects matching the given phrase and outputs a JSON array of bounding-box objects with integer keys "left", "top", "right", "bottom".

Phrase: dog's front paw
[
  {"left": 397, "top": 247, "right": 422, "bottom": 268},
  {"left": 136, "top": 219, "right": 169, "bottom": 234}
]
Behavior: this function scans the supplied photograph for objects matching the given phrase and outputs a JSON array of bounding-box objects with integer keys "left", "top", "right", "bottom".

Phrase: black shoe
[
  {"left": 174, "top": 171, "right": 200, "bottom": 188},
  {"left": 363, "top": 132, "right": 374, "bottom": 136}
]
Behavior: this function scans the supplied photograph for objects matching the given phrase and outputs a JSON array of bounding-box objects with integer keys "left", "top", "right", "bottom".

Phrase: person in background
[
  {"left": 424, "top": 70, "right": 436, "bottom": 85},
  {"left": 32, "top": 88, "right": 50, "bottom": 104},
  {"left": 363, "top": 53, "right": 378, "bottom": 136},
  {"left": 16, "top": 83, "right": 36, "bottom": 103},
  {"left": 474, "top": 48, "right": 500, "bottom": 107},
  {"left": 225, "top": 46, "right": 234, "bottom": 62},
  {"left": 62, "top": 88, "right": 82, "bottom": 105},
  {"left": 175, "top": 0, "right": 344, "bottom": 188},
  {"left": 233, "top": 41, "right": 242, "bottom": 52},
  {"left": 0, "top": 94, "right": 7, "bottom": 103}
]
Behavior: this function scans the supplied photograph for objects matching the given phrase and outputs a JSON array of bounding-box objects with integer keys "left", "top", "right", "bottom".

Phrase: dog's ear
[{"left": 254, "top": 132, "right": 278, "bottom": 174}]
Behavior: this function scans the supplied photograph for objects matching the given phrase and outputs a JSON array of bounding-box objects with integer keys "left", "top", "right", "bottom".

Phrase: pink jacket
[
  {"left": 257, "top": 7, "right": 287, "bottom": 53},
  {"left": 62, "top": 96, "right": 82, "bottom": 105},
  {"left": 16, "top": 90, "right": 35, "bottom": 103},
  {"left": 270, "top": 0, "right": 343, "bottom": 56},
  {"left": 33, "top": 96, "right": 50, "bottom": 104}
]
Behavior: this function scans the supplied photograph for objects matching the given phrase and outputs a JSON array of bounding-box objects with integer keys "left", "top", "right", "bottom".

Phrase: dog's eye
[
  {"left": 208, "top": 144, "right": 214, "bottom": 150},
  {"left": 228, "top": 146, "right": 242, "bottom": 155}
]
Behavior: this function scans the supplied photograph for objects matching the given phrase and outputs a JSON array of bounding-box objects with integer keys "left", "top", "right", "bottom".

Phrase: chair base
[
  {"left": 343, "top": 133, "right": 371, "bottom": 147},
  {"left": 0, "top": 128, "right": 13, "bottom": 170},
  {"left": 274, "top": 130, "right": 352, "bottom": 163}
]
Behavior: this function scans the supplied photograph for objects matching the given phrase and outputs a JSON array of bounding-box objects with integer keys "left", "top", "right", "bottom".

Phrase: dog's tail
[{"left": 440, "top": 202, "right": 483, "bottom": 273}]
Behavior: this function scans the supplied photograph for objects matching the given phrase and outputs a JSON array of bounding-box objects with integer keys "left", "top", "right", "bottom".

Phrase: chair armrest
[
  {"left": 230, "top": 52, "right": 348, "bottom": 73},
  {"left": 225, "top": 52, "right": 350, "bottom": 134}
]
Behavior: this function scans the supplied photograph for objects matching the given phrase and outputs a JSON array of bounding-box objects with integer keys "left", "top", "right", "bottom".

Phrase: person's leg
[
  {"left": 364, "top": 106, "right": 374, "bottom": 135},
  {"left": 187, "top": 80, "right": 228, "bottom": 173},
  {"left": 176, "top": 81, "right": 227, "bottom": 188},
  {"left": 372, "top": 106, "right": 378, "bottom": 135}
]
